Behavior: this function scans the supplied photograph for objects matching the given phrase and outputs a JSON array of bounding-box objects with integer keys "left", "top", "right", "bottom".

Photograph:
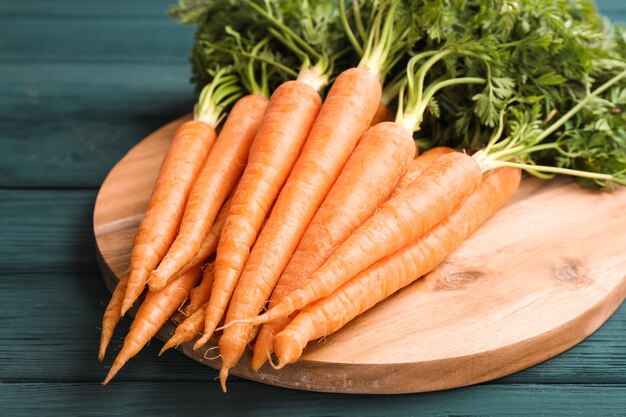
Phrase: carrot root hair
[
  {"left": 98, "top": 272, "right": 129, "bottom": 361},
  {"left": 202, "top": 345, "right": 222, "bottom": 361},
  {"left": 266, "top": 351, "right": 282, "bottom": 370},
  {"left": 214, "top": 318, "right": 254, "bottom": 332}
]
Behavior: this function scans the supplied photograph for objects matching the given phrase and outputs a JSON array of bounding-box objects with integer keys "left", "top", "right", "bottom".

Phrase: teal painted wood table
[{"left": 1, "top": 1, "right": 625, "bottom": 415}]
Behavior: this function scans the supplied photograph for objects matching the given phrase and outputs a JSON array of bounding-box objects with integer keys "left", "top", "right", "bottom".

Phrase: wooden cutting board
[{"left": 94, "top": 115, "right": 626, "bottom": 394}]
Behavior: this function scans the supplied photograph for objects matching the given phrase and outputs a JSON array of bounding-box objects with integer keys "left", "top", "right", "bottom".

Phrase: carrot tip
[
  {"left": 193, "top": 335, "right": 210, "bottom": 351},
  {"left": 119, "top": 306, "right": 128, "bottom": 318},
  {"left": 159, "top": 337, "right": 178, "bottom": 356},
  {"left": 98, "top": 335, "right": 110, "bottom": 362},
  {"left": 147, "top": 272, "right": 167, "bottom": 292},
  {"left": 219, "top": 367, "right": 229, "bottom": 393},
  {"left": 250, "top": 358, "right": 264, "bottom": 372},
  {"left": 102, "top": 369, "right": 116, "bottom": 385}
]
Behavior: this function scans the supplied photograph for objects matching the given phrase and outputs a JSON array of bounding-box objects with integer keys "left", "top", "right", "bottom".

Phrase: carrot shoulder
[
  {"left": 252, "top": 151, "right": 482, "bottom": 327},
  {"left": 251, "top": 121, "right": 415, "bottom": 370},
  {"left": 149, "top": 94, "right": 269, "bottom": 291},
  {"left": 218, "top": 67, "right": 382, "bottom": 389},
  {"left": 121, "top": 120, "right": 215, "bottom": 315},
  {"left": 102, "top": 265, "right": 202, "bottom": 384},
  {"left": 99, "top": 272, "right": 129, "bottom": 361},
  {"left": 274, "top": 167, "right": 522, "bottom": 366},
  {"left": 197, "top": 81, "right": 322, "bottom": 349}
]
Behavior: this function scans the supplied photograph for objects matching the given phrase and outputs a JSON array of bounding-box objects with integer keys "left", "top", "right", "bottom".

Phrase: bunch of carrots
[{"left": 99, "top": 0, "right": 626, "bottom": 391}]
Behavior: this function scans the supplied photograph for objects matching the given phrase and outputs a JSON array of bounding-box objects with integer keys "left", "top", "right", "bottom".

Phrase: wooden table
[{"left": 1, "top": 1, "right": 625, "bottom": 415}]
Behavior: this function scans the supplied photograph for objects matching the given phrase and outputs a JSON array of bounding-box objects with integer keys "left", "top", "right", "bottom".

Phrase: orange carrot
[
  {"left": 102, "top": 265, "right": 202, "bottom": 384},
  {"left": 370, "top": 102, "right": 393, "bottom": 125},
  {"left": 183, "top": 262, "right": 215, "bottom": 317},
  {"left": 98, "top": 272, "right": 129, "bottom": 361},
  {"left": 149, "top": 94, "right": 269, "bottom": 291},
  {"left": 120, "top": 120, "right": 215, "bottom": 315},
  {"left": 251, "top": 121, "right": 415, "bottom": 370},
  {"left": 389, "top": 147, "right": 454, "bottom": 198},
  {"left": 174, "top": 194, "right": 232, "bottom": 279},
  {"left": 196, "top": 80, "right": 322, "bottom": 348},
  {"left": 274, "top": 167, "right": 522, "bottom": 366},
  {"left": 159, "top": 302, "right": 208, "bottom": 356},
  {"left": 250, "top": 151, "right": 482, "bottom": 327},
  {"left": 217, "top": 67, "right": 382, "bottom": 389}
]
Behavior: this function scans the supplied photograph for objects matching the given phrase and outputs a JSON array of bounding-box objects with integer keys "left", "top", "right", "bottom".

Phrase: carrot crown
[
  {"left": 170, "top": 0, "right": 300, "bottom": 94},
  {"left": 199, "top": 29, "right": 296, "bottom": 98},
  {"left": 243, "top": 0, "right": 350, "bottom": 92},
  {"left": 193, "top": 68, "right": 243, "bottom": 127},
  {"left": 472, "top": 68, "right": 626, "bottom": 188},
  {"left": 341, "top": 0, "right": 408, "bottom": 81},
  {"left": 395, "top": 42, "right": 503, "bottom": 134}
]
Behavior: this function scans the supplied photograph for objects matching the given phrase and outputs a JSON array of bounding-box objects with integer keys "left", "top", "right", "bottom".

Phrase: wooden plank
[
  {"left": 0, "top": 271, "right": 221, "bottom": 383},
  {"left": 596, "top": 0, "right": 626, "bottom": 20},
  {"left": 0, "top": 63, "right": 194, "bottom": 187},
  {"left": 0, "top": 0, "right": 177, "bottom": 18},
  {"left": 0, "top": 119, "right": 179, "bottom": 188},
  {"left": 0, "top": 63, "right": 193, "bottom": 121},
  {"left": 0, "top": 19, "right": 193, "bottom": 63},
  {"left": 0, "top": 190, "right": 98, "bottom": 272},
  {"left": 1, "top": 190, "right": 625, "bottom": 384},
  {"left": 1, "top": 0, "right": 624, "bottom": 20},
  {"left": 1, "top": 383, "right": 625, "bottom": 416}
]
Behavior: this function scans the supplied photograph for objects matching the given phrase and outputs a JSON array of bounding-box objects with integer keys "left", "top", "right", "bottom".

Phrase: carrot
[
  {"left": 98, "top": 272, "right": 129, "bottom": 361},
  {"left": 251, "top": 121, "right": 416, "bottom": 370},
  {"left": 389, "top": 147, "right": 454, "bottom": 199},
  {"left": 177, "top": 195, "right": 232, "bottom": 277},
  {"left": 102, "top": 265, "right": 202, "bottom": 384},
  {"left": 370, "top": 102, "right": 393, "bottom": 125},
  {"left": 194, "top": 79, "right": 322, "bottom": 349},
  {"left": 182, "top": 262, "right": 215, "bottom": 317},
  {"left": 120, "top": 119, "right": 216, "bottom": 315},
  {"left": 249, "top": 151, "right": 482, "bottom": 327},
  {"left": 216, "top": 66, "right": 382, "bottom": 388},
  {"left": 216, "top": 0, "right": 412, "bottom": 388},
  {"left": 149, "top": 93, "right": 269, "bottom": 291},
  {"left": 274, "top": 167, "right": 522, "bottom": 366},
  {"left": 159, "top": 302, "right": 208, "bottom": 356}
]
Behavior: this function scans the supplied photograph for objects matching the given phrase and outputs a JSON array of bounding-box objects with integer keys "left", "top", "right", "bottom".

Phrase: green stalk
[
  {"left": 201, "top": 41, "right": 298, "bottom": 78},
  {"left": 358, "top": 0, "right": 401, "bottom": 77},
  {"left": 194, "top": 68, "right": 243, "bottom": 126},
  {"left": 474, "top": 69, "right": 626, "bottom": 186},
  {"left": 535, "top": 69, "right": 626, "bottom": 142},
  {"left": 243, "top": 0, "right": 321, "bottom": 60},
  {"left": 352, "top": 0, "right": 367, "bottom": 43},
  {"left": 490, "top": 161, "right": 626, "bottom": 185},
  {"left": 339, "top": 0, "right": 363, "bottom": 55}
]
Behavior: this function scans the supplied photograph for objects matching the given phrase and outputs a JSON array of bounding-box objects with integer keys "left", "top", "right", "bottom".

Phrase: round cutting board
[{"left": 94, "top": 115, "right": 626, "bottom": 394}]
